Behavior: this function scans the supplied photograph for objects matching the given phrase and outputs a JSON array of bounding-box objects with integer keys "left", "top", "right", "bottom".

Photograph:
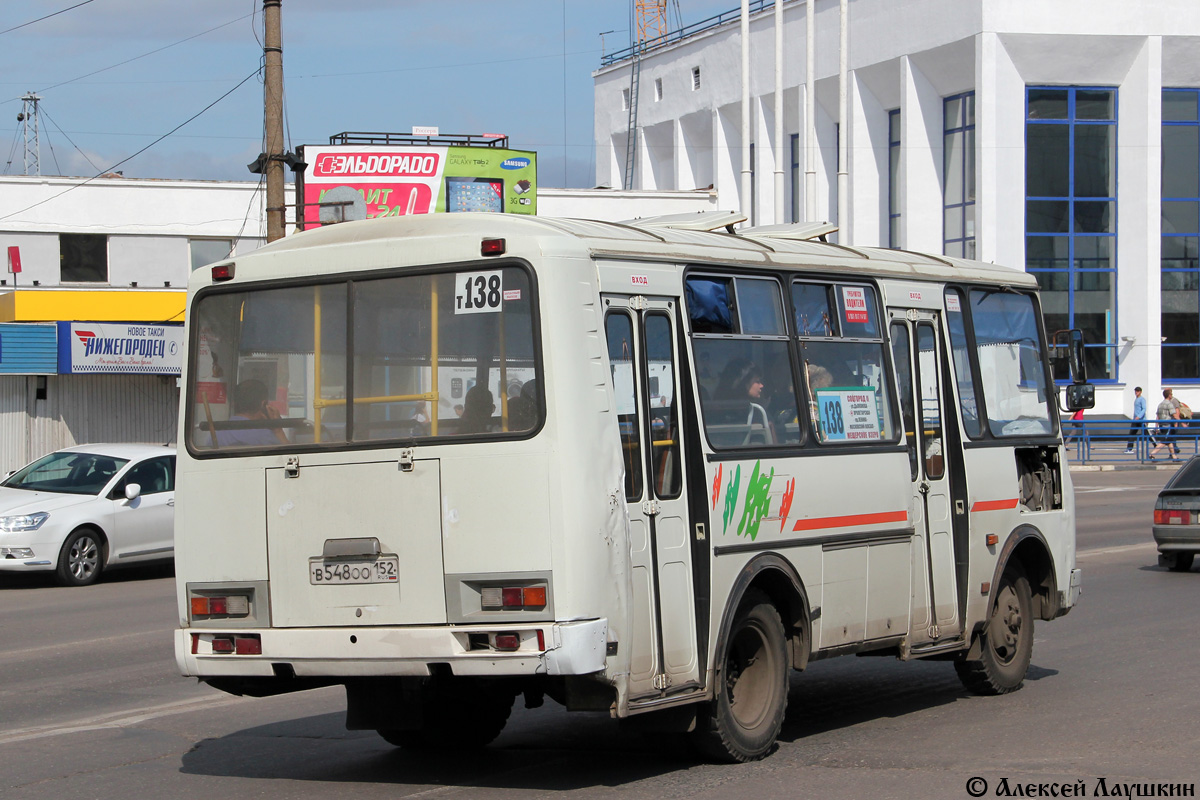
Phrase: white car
[{"left": 0, "top": 444, "right": 176, "bottom": 586}]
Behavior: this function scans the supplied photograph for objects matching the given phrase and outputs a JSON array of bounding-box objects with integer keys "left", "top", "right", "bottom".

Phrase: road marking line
[
  {"left": 0, "top": 628, "right": 173, "bottom": 661},
  {"left": 1077, "top": 542, "right": 1156, "bottom": 558},
  {"left": 0, "top": 694, "right": 246, "bottom": 745}
]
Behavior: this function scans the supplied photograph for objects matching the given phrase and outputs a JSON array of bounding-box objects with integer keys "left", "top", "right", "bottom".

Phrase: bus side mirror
[
  {"left": 1063, "top": 383, "right": 1095, "bottom": 411},
  {"left": 1067, "top": 329, "right": 1087, "bottom": 383}
]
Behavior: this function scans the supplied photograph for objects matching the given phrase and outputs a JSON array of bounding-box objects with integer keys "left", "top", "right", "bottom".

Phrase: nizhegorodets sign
[{"left": 57, "top": 322, "right": 184, "bottom": 375}]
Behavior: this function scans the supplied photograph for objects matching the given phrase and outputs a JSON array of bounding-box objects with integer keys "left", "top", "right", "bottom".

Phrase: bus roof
[{"left": 239, "top": 212, "right": 1038, "bottom": 289}]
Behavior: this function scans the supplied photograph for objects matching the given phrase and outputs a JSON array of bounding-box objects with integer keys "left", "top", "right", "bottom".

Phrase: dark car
[{"left": 1153, "top": 456, "right": 1200, "bottom": 572}]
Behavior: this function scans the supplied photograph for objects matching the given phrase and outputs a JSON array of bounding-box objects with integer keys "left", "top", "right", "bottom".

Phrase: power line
[
  {"left": 39, "top": 105, "right": 102, "bottom": 174},
  {"left": 0, "top": 68, "right": 260, "bottom": 223},
  {"left": 0, "top": 0, "right": 97, "bottom": 38},
  {"left": 0, "top": 12, "right": 253, "bottom": 106}
]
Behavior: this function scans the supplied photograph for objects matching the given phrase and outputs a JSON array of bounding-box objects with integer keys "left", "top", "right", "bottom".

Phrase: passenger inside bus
[
  {"left": 459, "top": 385, "right": 496, "bottom": 434},
  {"left": 215, "top": 379, "right": 291, "bottom": 447},
  {"left": 714, "top": 358, "right": 774, "bottom": 445}
]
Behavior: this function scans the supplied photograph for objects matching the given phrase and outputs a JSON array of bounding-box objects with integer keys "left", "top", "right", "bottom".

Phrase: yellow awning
[{"left": 0, "top": 288, "right": 186, "bottom": 323}]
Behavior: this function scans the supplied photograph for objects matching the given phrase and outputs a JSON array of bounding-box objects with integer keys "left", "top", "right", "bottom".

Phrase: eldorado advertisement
[{"left": 299, "top": 144, "right": 537, "bottom": 226}]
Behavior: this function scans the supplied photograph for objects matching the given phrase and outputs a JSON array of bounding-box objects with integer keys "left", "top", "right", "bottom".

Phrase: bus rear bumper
[{"left": 175, "top": 618, "right": 609, "bottom": 680}]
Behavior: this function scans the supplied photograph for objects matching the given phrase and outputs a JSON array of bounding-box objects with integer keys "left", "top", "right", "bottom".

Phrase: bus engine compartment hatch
[{"left": 265, "top": 458, "right": 446, "bottom": 627}]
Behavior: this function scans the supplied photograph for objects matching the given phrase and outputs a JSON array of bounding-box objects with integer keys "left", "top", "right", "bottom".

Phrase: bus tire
[
  {"left": 955, "top": 562, "right": 1034, "bottom": 695},
  {"left": 377, "top": 679, "right": 515, "bottom": 750},
  {"left": 692, "top": 589, "right": 788, "bottom": 762},
  {"left": 56, "top": 527, "right": 104, "bottom": 587}
]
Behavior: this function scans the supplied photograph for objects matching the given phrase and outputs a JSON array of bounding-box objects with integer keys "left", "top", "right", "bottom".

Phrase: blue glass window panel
[
  {"left": 1163, "top": 91, "right": 1198, "bottom": 122},
  {"left": 1162, "top": 202, "right": 1199, "bottom": 235},
  {"left": 1028, "top": 88, "right": 1069, "bottom": 120},
  {"left": 1026, "top": 124, "right": 1070, "bottom": 197},
  {"left": 1162, "top": 125, "right": 1199, "bottom": 199}
]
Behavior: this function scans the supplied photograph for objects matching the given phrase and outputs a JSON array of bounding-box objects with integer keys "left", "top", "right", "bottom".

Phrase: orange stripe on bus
[
  {"left": 791, "top": 510, "right": 908, "bottom": 532},
  {"left": 971, "top": 498, "right": 1019, "bottom": 512}
]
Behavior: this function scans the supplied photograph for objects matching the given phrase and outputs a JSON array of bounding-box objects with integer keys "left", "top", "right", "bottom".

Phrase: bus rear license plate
[{"left": 309, "top": 557, "right": 400, "bottom": 585}]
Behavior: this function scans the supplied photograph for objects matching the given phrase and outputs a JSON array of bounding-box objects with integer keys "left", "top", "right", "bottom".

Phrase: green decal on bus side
[
  {"left": 738, "top": 460, "right": 775, "bottom": 541},
  {"left": 722, "top": 464, "right": 741, "bottom": 535}
]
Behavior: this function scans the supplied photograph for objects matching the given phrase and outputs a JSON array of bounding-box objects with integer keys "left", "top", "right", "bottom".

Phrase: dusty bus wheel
[
  {"left": 378, "top": 679, "right": 515, "bottom": 750},
  {"left": 955, "top": 562, "right": 1034, "bottom": 695},
  {"left": 693, "top": 589, "right": 789, "bottom": 762}
]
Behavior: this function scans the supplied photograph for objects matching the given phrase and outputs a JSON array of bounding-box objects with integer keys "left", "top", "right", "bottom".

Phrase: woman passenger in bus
[
  {"left": 715, "top": 358, "right": 773, "bottom": 444},
  {"left": 459, "top": 385, "right": 496, "bottom": 434},
  {"left": 216, "top": 379, "right": 290, "bottom": 447}
]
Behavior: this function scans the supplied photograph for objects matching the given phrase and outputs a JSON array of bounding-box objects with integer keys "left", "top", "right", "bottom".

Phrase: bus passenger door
[
  {"left": 889, "top": 311, "right": 961, "bottom": 642},
  {"left": 604, "top": 296, "right": 700, "bottom": 700}
]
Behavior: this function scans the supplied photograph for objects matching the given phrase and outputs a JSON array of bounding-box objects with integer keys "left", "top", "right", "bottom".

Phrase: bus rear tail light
[
  {"left": 191, "top": 594, "right": 250, "bottom": 619},
  {"left": 197, "top": 634, "right": 262, "bottom": 655},
  {"left": 211, "top": 263, "right": 235, "bottom": 282},
  {"left": 481, "top": 238, "right": 506, "bottom": 256},
  {"left": 494, "top": 633, "right": 520, "bottom": 651},
  {"left": 481, "top": 584, "right": 548, "bottom": 610}
]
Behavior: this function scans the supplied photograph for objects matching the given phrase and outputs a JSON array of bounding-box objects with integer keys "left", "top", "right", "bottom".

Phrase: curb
[{"left": 1069, "top": 463, "right": 1182, "bottom": 472}]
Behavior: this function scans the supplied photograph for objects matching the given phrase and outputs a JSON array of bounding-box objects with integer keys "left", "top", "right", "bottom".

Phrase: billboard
[
  {"left": 56, "top": 322, "right": 184, "bottom": 375},
  {"left": 299, "top": 144, "right": 536, "bottom": 226}
]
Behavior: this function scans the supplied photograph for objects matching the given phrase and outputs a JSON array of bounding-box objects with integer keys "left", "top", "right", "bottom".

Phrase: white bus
[{"left": 174, "top": 212, "right": 1089, "bottom": 762}]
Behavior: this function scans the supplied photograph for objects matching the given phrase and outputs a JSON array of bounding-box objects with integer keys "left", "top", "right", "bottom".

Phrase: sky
[{"left": 0, "top": 0, "right": 736, "bottom": 189}]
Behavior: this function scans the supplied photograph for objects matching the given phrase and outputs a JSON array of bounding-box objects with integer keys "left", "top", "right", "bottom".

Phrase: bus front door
[
  {"left": 604, "top": 296, "right": 700, "bottom": 700},
  {"left": 889, "top": 311, "right": 962, "bottom": 643}
]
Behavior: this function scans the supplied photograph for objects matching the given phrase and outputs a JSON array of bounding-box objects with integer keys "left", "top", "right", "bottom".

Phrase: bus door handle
[{"left": 918, "top": 481, "right": 930, "bottom": 495}]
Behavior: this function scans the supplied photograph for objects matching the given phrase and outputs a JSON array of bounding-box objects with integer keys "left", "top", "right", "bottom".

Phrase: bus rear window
[{"left": 187, "top": 265, "right": 541, "bottom": 453}]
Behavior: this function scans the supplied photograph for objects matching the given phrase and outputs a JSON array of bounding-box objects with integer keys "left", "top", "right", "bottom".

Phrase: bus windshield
[
  {"left": 969, "top": 290, "right": 1054, "bottom": 437},
  {"left": 186, "top": 265, "right": 541, "bottom": 453}
]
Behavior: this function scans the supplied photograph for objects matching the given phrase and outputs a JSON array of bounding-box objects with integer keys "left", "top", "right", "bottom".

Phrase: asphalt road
[{"left": 1, "top": 467, "right": 1196, "bottom": 800}]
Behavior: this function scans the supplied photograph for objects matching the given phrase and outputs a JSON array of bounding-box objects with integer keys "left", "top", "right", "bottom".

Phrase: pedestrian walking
[
  {"left": 1124, "top": 386, "right": 1147, "bottom": 453},
  {"left": 1151, "top": 388, "right": 1181, "bottom": 462},
  {"left": 1064, "top": 408, "right": 1084, "bottom": 449}
]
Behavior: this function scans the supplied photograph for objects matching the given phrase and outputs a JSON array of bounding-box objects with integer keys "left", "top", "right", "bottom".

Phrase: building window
[
  {"left": 654, "top": 77, "right": 663, "bottom": 102},
  {"left": 190, "top": 239, "right": 232, "bottom": 272},
  {"left": 59, "top": 233, "right": 107, "bottom": 283},
  {"left": 1025, "top": 86, "right": 1118, "bottom": 381},
  {"left": 790, "top": 133, "right": 800, "bottom": 223},
  {"left": 888, "top": 109, "right": 901, "bottom": 248},
  {"left": 943, "top": 93, "right": 975, "bottom": 258},
  {"left": 622, "top": 88, "right": 630, "bottom": 110},
  {"left": 692, "top": 66, "right": 701, "bottom": 91},
  {"left": 1162, "top": 89, "right": 1200, "bottom": 379}
]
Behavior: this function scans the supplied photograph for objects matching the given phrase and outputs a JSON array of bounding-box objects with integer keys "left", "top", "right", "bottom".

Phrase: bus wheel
[
  {"left": 693, "top": 590, "right": 788, "bottom": 762},
  {"left": 955, "top": 563, "right": 1034, "bottom": 695},
  {"left": 377, "top": 679, "right": 515, "bottom": 750}
]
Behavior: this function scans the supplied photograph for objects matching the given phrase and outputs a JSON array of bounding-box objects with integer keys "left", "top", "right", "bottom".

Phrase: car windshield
[{"left": 2, "top": 451, "right": 130, "bottom": 495}]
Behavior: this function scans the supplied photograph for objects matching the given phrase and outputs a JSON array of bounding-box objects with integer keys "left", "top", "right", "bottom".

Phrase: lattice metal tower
[
  {"left": 18, "top": 93, "right": 41, "bottom": 176},
  {"left": 624, "top": 1, "right": 679, "bottom": 190}
]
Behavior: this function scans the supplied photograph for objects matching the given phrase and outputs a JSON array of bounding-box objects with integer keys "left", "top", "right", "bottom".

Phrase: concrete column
[{"left": 900, "top": 55, "right": 943, "bottom": 255}]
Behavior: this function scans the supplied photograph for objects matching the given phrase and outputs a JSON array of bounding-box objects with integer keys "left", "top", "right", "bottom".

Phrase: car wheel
[
  {"left": 955, "top": 562, "right": 1034, "bottom": 695},
  {"left": 691, "top": 589, "right": 789, "bottom": 763},
  {"left": 1163, "top": 551, "right": 1195, "bottom": 572},
  {"left": 56, "top": 528, "right": 103, "bottom": 587}
]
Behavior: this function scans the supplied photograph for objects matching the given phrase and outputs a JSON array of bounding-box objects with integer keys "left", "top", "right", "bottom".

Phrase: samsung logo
[{"left": 500, "top": 157, "right": 531, "bottom": 170}]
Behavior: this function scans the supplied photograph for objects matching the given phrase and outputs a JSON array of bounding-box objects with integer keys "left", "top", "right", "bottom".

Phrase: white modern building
[{"left": 593, "top": 0, "right": 1200, "bottom": 415}]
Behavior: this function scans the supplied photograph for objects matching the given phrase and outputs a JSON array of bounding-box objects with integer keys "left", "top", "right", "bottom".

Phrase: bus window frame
[
  {"left": 183, "top": 257, "right": 546, "bottom": 460},
  {"left": 792, "top": 277, "right": 901, "bottom": 448},
  {"left": 684, "top": 269, "right": 802, "bottom": 453},
  {"left": 944, "top": 283, "right": 1061, "bottom": 446}
]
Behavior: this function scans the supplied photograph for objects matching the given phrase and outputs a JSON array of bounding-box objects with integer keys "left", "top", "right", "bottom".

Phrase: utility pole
[
  {"left": 263, "top": 0, "right": 285, "bottom": 242},
  {"left": 19, "top": 93, "right": 41, "bottom": 176}
]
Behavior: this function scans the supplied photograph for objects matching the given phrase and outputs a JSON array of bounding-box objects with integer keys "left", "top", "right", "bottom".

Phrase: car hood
[{"left": 0, "top": 486, "right": 100, "bottom": 516}]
